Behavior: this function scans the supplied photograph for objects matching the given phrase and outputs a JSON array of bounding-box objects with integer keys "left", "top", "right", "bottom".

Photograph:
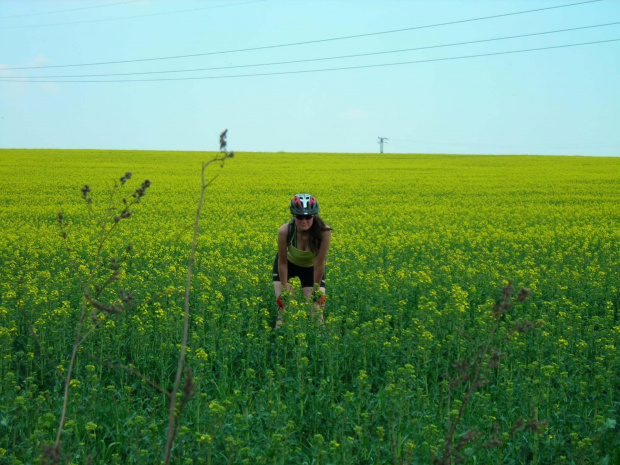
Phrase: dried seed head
[
  {"left": 219, "top": 129, "right": 228, "bottom": 151},
  {"left": 485, "top": 438, "right": 502, "bottom": 449},
  {"left": 510, "top": 417, "right": 525, "bottom": 435},
  {"left": 491, "top": 303, "right": 503, "bottom": 320},
  {"left": 120, "top": 172, "right": 133, "bottom": 185},
  {"left": 515, "top": 319, "right": 534, "bottom": 333},
  {"left": 517, "top": 287, "right": 531, "bottom": 302},
  {"left": 501, "top": 283, "right": 515, "bottom": 301},
  {"left": 120, "top": 289, "right": 135, "bottom": 307},
  {"left": 487, "top": 351, "right": 504, "bottom": 369},
  {"left": 132, "top": 180, "right": 151, "bottom": 200}
]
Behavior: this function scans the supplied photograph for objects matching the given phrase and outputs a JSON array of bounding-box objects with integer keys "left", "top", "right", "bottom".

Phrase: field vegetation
[{"left": 0, "top": 148, "right": 619, "bottom": 464}]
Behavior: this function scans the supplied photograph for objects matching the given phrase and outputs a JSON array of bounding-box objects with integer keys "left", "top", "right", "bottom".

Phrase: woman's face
[{"left": 294, "top": 214, "right": 314, "bottom": 231}]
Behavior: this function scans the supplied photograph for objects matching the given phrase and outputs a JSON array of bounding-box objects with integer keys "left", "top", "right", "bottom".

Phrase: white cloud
[{"left": 26, "top": 54, "right": 53, "bottom": 67}]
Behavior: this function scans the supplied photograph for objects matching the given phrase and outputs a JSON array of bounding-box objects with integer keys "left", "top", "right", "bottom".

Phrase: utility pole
[{"left": 378, "top": 137, "right": 388, "bottom": 153}]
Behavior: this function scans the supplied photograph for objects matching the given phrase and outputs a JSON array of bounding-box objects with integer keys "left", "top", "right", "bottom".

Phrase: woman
[{"left": 272, "top": 194, "right": 332, "bottom": 329}]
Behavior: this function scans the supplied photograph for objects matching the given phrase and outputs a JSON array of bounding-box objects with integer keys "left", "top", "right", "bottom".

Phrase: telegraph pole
[{"left": 378, "top": 137, "right": 388, "bottom": 153}]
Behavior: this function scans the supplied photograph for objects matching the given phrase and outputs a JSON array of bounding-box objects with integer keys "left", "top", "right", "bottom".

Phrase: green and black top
[{"left": 286, "top": 221, "right": 317, "bottom": 267}]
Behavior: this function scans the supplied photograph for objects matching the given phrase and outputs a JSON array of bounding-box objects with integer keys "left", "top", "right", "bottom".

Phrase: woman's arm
[
  {"left": 277, "top": 224, "right": 290, "bottom": 292},
  {"left": 313, "top": 228, "right": 331, "bottom": 287}
]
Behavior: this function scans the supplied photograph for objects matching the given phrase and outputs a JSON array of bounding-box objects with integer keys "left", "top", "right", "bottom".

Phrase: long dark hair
[{"left": 304, "top": 215, "right": 331, "bottom": 254}]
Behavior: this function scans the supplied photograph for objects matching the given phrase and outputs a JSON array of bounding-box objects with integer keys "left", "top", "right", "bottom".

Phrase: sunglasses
[{"left": 294, "top": 214, "right": 314, "bottom": 221}]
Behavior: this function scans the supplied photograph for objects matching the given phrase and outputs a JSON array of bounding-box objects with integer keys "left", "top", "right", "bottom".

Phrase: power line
[
  {"left": 0, "top": 0, "right": 265, "bottom": 30},
  {"left": 1, "top": 38, "right": 617, "bottom": 83},
  {"left": 0, "top": 0, "right": 146, "bottom": 20},
  {"left": 0, "top": 0, "right": 602, "bottom": 69},
  {"left": 3, "top": 22, "right": 617, "bottom": 79},
  {"left": 389, "top": 138, "right": 613, "bottom": 149}
]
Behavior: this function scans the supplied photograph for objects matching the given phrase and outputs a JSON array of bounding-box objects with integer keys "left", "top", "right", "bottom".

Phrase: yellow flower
[
  {"left": 421, "top": 331, "right": 434, "bottom": 341},
  {"left": 85, "top": 422, "right": 98, "bottom": 432}
]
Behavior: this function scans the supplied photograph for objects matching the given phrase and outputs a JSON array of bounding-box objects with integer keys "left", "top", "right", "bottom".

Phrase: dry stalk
[
  {"left": 82, "top": 349, "right": 171, "bottom": 398},
  {"left": 163, "top": 130, "right": 233, "bottom": 464},
  {"left": 436, "top": 283, "right": 532, "bottom": 465},
  {"left": 51, "top": 174, "right": 151, "bottom": 454}
]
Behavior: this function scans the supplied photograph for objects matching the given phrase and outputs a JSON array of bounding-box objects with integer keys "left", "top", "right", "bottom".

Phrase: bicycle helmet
[{"left": 290, "top": 194, "right": 319, "bottom": 215}]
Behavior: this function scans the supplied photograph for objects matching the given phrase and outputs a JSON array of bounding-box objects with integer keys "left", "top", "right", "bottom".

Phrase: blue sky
[{"left": 1, "top": 0, "right": 619, "bottom": 156}]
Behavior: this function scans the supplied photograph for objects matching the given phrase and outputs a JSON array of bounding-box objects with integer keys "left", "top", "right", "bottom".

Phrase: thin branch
[
  {"left": 76, "top": 317, "right": 103, "bottom": 348},
  {"left": 163, "top": 135, "right": 232, "bottom": 465},
  {"left": 51, "top": 176, "right": 151, "bottom": 454},
  {"left": 54, "top": 299, "right": 88, "bottom": 447},
  {"left": 92, "top": 248, "right": 132, "bottom": 299},
  {"left": 82, "top": 350, "right": 170, "bottom": 398},
  {"left": 437, "top": 284, "right": 526, "bottom": 465}
]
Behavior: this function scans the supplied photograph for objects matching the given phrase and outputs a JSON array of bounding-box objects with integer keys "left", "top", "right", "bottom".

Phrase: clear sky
[{"left": 1, "top": 0, "right": 619, "bottom": 156}]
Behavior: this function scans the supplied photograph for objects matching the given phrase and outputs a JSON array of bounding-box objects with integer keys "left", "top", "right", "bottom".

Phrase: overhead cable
[
  {"left": 0, "top": 0, "right": 603, "bottom": 69},
  {"left": 3, "top": 21, "right": 618, "bottom": 79},
  {"left": 0, "top": 0, "right": 265, "bottom": 30},
  {"left": 1, "top": 38, "right": 617, "bottom": 83},
  {"left": 0, "top": 0, "right": 145, "bottom": 19}
]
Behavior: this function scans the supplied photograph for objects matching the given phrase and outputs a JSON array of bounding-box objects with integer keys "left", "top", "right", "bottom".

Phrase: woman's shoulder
[{"left": 278, "top": 222, "right": 292, "bottom": 238}]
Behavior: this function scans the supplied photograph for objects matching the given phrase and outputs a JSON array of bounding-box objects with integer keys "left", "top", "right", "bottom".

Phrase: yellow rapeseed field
[{"left": 0, "top": 149, "right": 619, "bottom": 464}]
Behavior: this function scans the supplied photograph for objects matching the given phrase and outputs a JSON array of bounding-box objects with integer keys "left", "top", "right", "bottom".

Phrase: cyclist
[{"left": 272, "top": 194, "right": 332, "bottom": 329}]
